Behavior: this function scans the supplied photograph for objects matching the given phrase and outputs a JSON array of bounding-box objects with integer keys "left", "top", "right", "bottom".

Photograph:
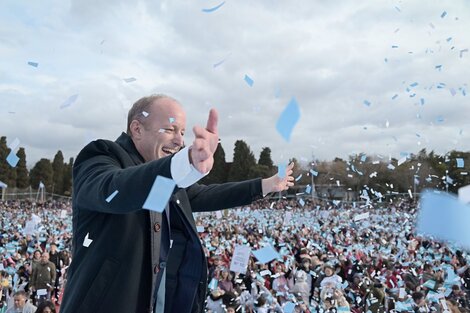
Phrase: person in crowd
[
  {"left": 30, "top": 253, "right": 56, "bottom": 305},
  {"left": 5, "top": 290, "right": 36, "bottom": 313},
  {"left": 34, "top": 301, "right": 56, "bottom": 313}
]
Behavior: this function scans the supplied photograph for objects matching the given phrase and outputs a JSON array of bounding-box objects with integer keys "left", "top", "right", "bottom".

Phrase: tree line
[
  {"left": 1, "top": 135, "right": 468, "bottom": 197},
  {"left": 0, "top": 136, "right": 73, "bottom": 195}
]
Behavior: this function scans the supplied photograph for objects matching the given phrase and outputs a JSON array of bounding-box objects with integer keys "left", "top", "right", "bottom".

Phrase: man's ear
[{"left": 129, "top": 120, "right": 142, "bottom": 139}]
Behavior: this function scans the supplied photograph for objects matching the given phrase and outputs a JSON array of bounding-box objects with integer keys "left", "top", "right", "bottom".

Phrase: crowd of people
[
  {"left": 0, "top": 200, "right": 72, "bottom": 313},
  {"left": 196, "top": 197, "right": 470, "bottom": 313},
  {"left": 0, "top": 196, "right": 469, "bottom": 313}
]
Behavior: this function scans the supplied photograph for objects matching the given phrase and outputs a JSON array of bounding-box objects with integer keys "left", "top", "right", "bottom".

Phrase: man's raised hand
[
  {"left": 261, "top": 162, "right": 295, "bottom": 196},
  {"left": 190, "top": 109, "right": 219, "bottom": 173}
]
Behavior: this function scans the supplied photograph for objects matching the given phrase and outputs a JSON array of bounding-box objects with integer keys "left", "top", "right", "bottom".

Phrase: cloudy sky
[{"left": 1, "top": 0, "right": 469, "bottom": 168}]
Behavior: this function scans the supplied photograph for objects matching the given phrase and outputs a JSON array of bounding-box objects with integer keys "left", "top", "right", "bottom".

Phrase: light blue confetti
[
  {"left": 441, "top": 11, "right": 447, "bottom": 18},
  {"left": 392, "top": 45, "right": 399, "bottom": 48},
  {"left": 6, "top": 152, "right": 19, "bottom": 167},
  {"left": 60, "top": 94, "right": 79, "bottom": 109},
  {"left": 202, "top": 1, "right": 225, "bottom": 13},
  {"left": 457, "top": 158, "right": 464, "bottom": 168},
  {"left": 252, "top": 245, "right": 280, "bottom": 264},
  {"left": 435, "top": 65, "right": 442, "bottom": 71},
  {"left": 142, "top": 176, "right": 176, "bottom": 213},
  {"left": 123, "top": 77, "right": 137, "bottom": 83},
  {"left": 394, "top": 6, "right": 401, "bottom": 12},
  {"left": 169, "top": 117, "right": 175, "bottom": 123},
  {"left": 275, "top": 97, "right": 300, "bottom": 142},
  {"left": 305, "top": 185, "right": 312, "bottom": 194},
  {"left": 310, "top": 169, "right": 318, "bottom": 176},
  {"left": 420, "top": 98, "right": 425, "bottom": 105},
  {"left": 417, "top": 190, "right": 470, "bottom": 249},
  {"left": 295, "top": 174, "right": 302, "bottom": 182},
  {"left": 244, "top": 74, "right": 254, "bottom": 87},
  {"left": 392, "top": 94, "right": 398, "bottom": 100},
  {"left": 410, "top": 82, "right": 418, "bottom": 87},
  {"left": 277, "top": 164, "right": 286, "bottom": 178},
  {"left": 27, "top": 61, "right": 38, "bottom": 67},
  {"left": 106, "top": 190, "right": 119, "bottom": 203},
  {"left": 446, "top": 37, "right": 452, "bottom": 42},
  {"left": 363, "top": 100, "right": 371, "bottom": 106},
  {"left": 436, "top": 116, "right": 445, "bottom": 123}
]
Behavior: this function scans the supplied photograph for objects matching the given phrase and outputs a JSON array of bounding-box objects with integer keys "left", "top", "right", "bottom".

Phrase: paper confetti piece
[
  {"left": 295, "top": 174, "right": 302, "bottom": 181},
  {"left": 244, "top": 74, "right": 254, "bottom": 87},
  {"left": 299, "top": 198, "right": 305, "bottom": 206},
  {"left": 397, "top": 156, "right": 407, "bottom": 166},
  {"left": 106, "top": 190, "right": 119, "bottom": 203},
  {"left": 275, "top": 97, "right": 300, "bottom": 142},
  {"left": 420, "top": 98, "right": 425, "bottom": 105},
  {"left": 196, "top": 226, "right": 204, "bottom": 232},
  {"left": 441, "top": 11, "right": 447, "bottom": 18},
  {"left": 142, "top": 111, "right": 149, "bottom": 117},
  {"left": 429, "top": 23, "right": 435, "bottom": 29},
  {"left": 60, "top": 94, "right": 79, "bottom": 109},
  {"left": 460, "top": 49, "right": 468, "bottom": 58},
  {"left": 123, "top": 77, "right": 137, "bottom": 83},
  {"left": 6, "top": 152, "right": 19, "bottom": 167},
  {"left": 201, "top": 1, "right": 225, "bottom": 13},
  {"left": 417, "top": 190, "right": 470, "bottom": 249},
  {"left": 83, "top": 233, "right": 93, "bottom": 247},
  {"left": 169, "top": 117, "right": 175, "bottom": 123},
  {"left": 392, "top": 94, "right": 398, "bottom": 100},
  {"left": 392, "top": 45, "right": 399, "bottom": 48},
  {"left": 8, "top": 138, "right": 20, "bottom": 151},
  {"left": 309, "top": 169, "right": 318, "bottom": 177},
  {"left": 436, "top": 116, "right": 445, "bottom": 123},
  {"left": 363, "top": 100, "right": 371, "bottom": 106},
  {"left": 435, "top": 65, "right": 442, "bottom": 71},
  {"left": 388, "top": 164, "right": 396, "bottom": 170},
  {"left": 27, "top": 61, "right": 38, "bottom": 67},
  {"left": 394, "top": 6, "right": 401, "bottom": 12},
  {"left": 410, "top": 82, "right": 419, "bottom": 87},
  {"left": 252, "top": 245, "right": 280, "bottom": 264},
  {"left": 305, "top": 185, "right": 312, "bottom": 194},
  {"left": 458, "top": 185, "right": 470, "bottom": 204},
  {"left": 277, "top": 164, "right": 286, "bottom": 179},
  {"left": 142, "top": 176, "right": 176, "bottom": 213},
  {"left": 457, "top": 158, "right": 464, "bottom": 168}
]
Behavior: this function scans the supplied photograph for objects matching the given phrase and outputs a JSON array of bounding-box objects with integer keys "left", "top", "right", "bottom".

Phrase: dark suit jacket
[{"left": 60, "top": 133, "right": 263, "bottom": 313}]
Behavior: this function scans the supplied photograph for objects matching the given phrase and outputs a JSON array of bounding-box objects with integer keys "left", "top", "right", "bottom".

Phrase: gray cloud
[{"left": 1, "top": 0, "right": 469, "bottom": 168}]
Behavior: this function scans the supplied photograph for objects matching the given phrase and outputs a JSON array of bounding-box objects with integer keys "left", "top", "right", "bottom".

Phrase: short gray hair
[{"left": 126, "top": 94, "right": 176, "bottom": 135}]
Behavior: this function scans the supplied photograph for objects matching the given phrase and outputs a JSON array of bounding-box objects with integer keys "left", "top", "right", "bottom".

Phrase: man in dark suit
[{"left": 60, "top": 94, "right": 294, "bottom": 313}]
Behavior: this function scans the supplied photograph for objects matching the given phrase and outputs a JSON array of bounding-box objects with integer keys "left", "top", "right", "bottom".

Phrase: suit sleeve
[
  {"left": 73, "top": 140, "right": 173, "bottom": 214},
  {"left": 186, "top": 178, "right": 263, "bottom": 212}
]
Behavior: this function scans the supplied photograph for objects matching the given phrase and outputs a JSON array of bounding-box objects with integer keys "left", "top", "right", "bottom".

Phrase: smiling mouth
[{"left": 162, "top": 147, "right": 179, "bottom": 156}]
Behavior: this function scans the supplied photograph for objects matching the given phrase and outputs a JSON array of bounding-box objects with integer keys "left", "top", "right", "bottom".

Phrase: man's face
[
  {"left": 132, "top": 98, "right": 186, "bottom": 162},
  {"left": 41, "top": 252, "right": 49, "bottom": 263},
  {"left": 13, "top": 295, "right": 26, "bottom": 308}
]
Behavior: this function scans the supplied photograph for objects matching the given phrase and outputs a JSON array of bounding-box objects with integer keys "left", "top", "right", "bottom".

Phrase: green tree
[
  {"left": 0, "top": 136, "right": 11, "bottom": 185},
  {"left": 16, "top": 147, "right": 29, "bottom": 188},
  {"left": 201, "top": 142, "right": 228, "bottom": 184},
  {"left": 228, "top": 140, "right": 257, "bottom": 181},
  {"left": 258, "top": 147, "right": 274, "bottom": 170},
  {"left": 62, "top": 157, "right": 74, "bottom": 196},
  {"left": 30, "top": 158, "right": 53, "bottom": 190},
  {"left": 52, "top": 150, "right": 65, "bottom": 194}
]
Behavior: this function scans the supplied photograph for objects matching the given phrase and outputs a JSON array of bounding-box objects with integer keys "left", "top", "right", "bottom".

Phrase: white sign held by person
[
  {"left": 354, "top": 212, "right": 369, "bottom": 222},
  {"left": 230, "top": 245, "right": 251, "bottom": 274}
]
